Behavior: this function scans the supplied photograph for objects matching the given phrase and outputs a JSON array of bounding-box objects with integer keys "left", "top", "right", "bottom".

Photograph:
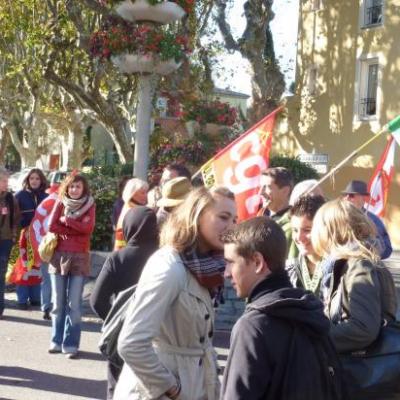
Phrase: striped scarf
[{"left": 180, "top": 248, "right": 226, "bottom": 291}]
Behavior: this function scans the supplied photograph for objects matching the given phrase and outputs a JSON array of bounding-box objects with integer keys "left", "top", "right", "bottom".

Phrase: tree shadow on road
[{"left": 0, "top": 366, "right": 106, "bottom": 399}]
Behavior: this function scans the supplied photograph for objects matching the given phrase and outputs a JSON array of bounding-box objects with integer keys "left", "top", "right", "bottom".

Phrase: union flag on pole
[
  {"left": 200, "top": 107, "right": 282, "bottom": 221},
  {"left": 366, "top": 136, "right": 396, "bottom": 217}
]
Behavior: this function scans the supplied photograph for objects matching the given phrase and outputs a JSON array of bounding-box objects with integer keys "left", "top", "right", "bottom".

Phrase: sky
[{"left": 213, "top": 0, "right": 299, "bottom": 97}]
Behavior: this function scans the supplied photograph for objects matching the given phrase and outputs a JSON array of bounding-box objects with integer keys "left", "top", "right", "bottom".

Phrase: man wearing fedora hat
[
  {"left": 156, "top": 177, "right": 192, "bottom": 226},
  {"left": 342, "top": 180, "right": 392, "bottom": 259}
]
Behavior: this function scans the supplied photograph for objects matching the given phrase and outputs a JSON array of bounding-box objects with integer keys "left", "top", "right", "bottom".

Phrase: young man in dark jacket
[{"left": 221, "top": 216, "right": 344, "bottom": 400}]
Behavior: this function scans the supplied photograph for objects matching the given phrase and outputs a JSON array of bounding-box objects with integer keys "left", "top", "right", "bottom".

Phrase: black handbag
[{"left": 340, "top": 321, "right": 400, "bottom": 397}]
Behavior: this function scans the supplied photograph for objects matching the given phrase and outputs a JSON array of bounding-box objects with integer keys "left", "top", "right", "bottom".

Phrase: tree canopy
[{"left": 0, "top": 0, "right": 285, "bottom": 169}]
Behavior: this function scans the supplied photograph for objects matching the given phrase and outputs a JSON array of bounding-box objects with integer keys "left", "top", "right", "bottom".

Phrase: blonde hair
[
  {"left": 160, "top": 186, "right": 235, "bottom": 252},
  {"left": 311, "top": 198, "right": 378, "bottom": 263},
  {"left": 122, "top": 178, "right": 149, "bottom": 204}
]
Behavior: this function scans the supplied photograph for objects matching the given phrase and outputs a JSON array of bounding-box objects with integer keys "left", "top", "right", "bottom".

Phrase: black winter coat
[
  {"left": 221, "top": 271, "right": 344, "bottom": 400},
  {"left": 90, "top": 206, "right": 158, "bottom": 320}
]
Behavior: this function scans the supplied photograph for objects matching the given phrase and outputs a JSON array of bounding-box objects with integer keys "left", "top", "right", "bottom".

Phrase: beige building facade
[{"left": 277, "top": 0, "right": 400, "bottom": 248}]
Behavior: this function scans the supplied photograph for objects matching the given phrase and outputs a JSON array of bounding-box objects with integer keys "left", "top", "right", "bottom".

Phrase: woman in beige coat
[{"left": 114, "top": 186, "right": 237, "bottom": 400}]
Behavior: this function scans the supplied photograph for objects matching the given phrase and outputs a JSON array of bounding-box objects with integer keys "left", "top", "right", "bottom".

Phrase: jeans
[
  {"left": 16, "top": 284, "right": 41, "bottom": 305},
  {"left": 0, "top": 240, "right": 13, "bottom": 315},
  {"left": 50, "top": 274, "right": 85, "bottom": 353},
  {"left": 40, "top": 263, "right": 52, "bottom": 312}
]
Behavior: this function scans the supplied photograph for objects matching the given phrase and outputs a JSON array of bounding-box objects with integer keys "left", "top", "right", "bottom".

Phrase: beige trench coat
[{"left": 114, "top": 246, "right": 220, "bottom": 400}]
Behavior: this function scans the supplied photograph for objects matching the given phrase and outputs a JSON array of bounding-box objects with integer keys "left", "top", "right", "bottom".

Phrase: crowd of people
[{"left": 0, "top": 163, "right": 398, "bottom": 400}]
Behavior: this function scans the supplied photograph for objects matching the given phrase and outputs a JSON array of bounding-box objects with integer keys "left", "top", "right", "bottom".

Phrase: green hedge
[
  {"left": 84, "top": 168, "right": 121, "bottom": 251},
  {"left": 269, "top": 155, "right": 319, "bottom": 184}
]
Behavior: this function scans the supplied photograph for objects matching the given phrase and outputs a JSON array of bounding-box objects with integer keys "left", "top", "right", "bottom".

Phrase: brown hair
[
  {"left": 59, "top": 173, "right": 90, "bottom": 199},
  {"left": 262, "top": 167, "right": 294, "bottom": 190},
  {"left": 290, "top": 195, "right": 326, "bottom": 220},
  {"left": 160, "top": 186, "right": 234, "bottom": 252},
  {"left": 221, "top": 216, "right": 287, "bottom": 272},
  {"left": 22, "top": 168, "right": 48, "bottom": 192}
]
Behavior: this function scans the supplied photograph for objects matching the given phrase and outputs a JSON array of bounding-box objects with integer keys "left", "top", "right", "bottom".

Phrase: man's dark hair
[
  {"left": 262, "top": 167, "right": 294, "bottom": 190},
  {"left": 289, "top": 194, "right": 326, "bottom": 220},
  {"left": 166, "top": 164, "right": 191, "bottom": 180},
  {"left": 222, "top": 216, "right": 287, "bottom": 272}
]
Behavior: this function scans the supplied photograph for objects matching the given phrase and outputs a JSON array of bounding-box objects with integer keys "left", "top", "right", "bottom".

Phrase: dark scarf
[
  {"left": 180, "top": 248, "right": 226, "bottom": 307},
  {"left": 180, "top": 247, "right": 226, "bottom": 291}
]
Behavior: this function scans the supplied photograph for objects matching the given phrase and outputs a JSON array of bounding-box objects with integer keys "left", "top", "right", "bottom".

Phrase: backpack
[
  {"left": 99, "top": 284, "right": 137, "bottom": 368},
  {"left": 279, "top": 323, "right": 346, "bottom": 400}
]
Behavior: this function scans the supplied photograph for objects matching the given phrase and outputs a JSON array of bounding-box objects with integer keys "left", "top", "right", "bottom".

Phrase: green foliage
[
  {"left": 269, "top": 155, "right": 319, "bottom": 184},
  {"left": 84, "top": 163, "right": 133, "bottom": 178},
  {"left": 83, "top": 169, "right": 119, "bottom": 250}
]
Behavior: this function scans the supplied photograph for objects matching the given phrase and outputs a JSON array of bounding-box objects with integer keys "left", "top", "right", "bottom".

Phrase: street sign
[{"left": 298, "top": 153, "right": 329, "bottom": 174}]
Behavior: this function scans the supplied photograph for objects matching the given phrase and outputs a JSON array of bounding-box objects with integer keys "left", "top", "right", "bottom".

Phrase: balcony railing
[
  {"left": 360, "top": 97, "right": 376, "bottom": 117},
  {"left": 365, "top": 4, "right": 382, "bottom": 26}
]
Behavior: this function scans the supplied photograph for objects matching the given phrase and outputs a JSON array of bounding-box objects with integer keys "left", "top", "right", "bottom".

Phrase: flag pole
[{"left": 305, "top": 124, "right": 391, "bottom": 194}]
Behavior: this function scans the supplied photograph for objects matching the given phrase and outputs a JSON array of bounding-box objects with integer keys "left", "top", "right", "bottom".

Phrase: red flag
[
  {"left": 365, "top": 136, "right": 396, "bottom": 217},
  {"left": 201, "top": 107, "right": 282, "bottom": 221},
  {"left": 29, "top": 192, "right": 59, "bottom": 265}
]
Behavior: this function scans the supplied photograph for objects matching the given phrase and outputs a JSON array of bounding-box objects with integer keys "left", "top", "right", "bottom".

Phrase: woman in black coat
[{"left": 90, "top": 206, "right": 158, "bottom": 400}]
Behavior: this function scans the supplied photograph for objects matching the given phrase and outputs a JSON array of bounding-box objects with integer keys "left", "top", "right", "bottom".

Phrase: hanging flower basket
[
  {"left": 90, "top": 18, "right": 190, "bottom": 73},
  {"left": 105, "top": 0, "right": 195, "bottom": 15},
  {"left": 112, "top": 53, "right": 181, "bottom": 75},
  {"left": 111, "top": 53, "right": 155, "bottom": 73},
  {"left": 115, "top": 0, "right": 185, "bottom": 23},
  {"left": 154, "top": 59, "right": 181, "bottom": 75}
]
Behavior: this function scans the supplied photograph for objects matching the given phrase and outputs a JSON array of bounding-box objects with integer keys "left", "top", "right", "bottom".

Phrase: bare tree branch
[{"left": 214, "top": 0, "right": 240, "bottom": 51}]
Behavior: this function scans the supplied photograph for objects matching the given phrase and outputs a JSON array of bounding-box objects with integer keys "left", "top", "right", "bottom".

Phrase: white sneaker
[{"left": 48, "top": 343, "right": 61, "bottom": 354}]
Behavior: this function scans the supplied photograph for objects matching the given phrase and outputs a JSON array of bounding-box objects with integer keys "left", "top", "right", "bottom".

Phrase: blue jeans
[
  {"left": 50, "top": 274, "right": 85, "bottom": 353},
  {"left": 0, "top": 240, "right": 13, "bottom": 315},
  {"left": 16, "top": 284, "right": 41, "bottom": 305},
  {"left": 40, "top": 263, "right": 52, "bottom": 312}
]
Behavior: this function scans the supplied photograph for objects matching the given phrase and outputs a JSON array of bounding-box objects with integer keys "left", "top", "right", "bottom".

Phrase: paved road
[
  {"left": 0, "top": 295, "right": 229, "bottom": 400},
  {"left": 0, "top": 252, "right": 399, "bottom": 400}
]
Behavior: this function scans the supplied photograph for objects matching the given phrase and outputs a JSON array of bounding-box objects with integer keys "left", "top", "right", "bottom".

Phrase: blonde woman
[
  {"left": 114, "top": 178, "right": 148, "bottom": 250},
  {"left": 311, "top": 199, "right": 397, "bottom": 353},
  {"left": 114, "top": 186, "right": 237, "bottom": 400}
]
